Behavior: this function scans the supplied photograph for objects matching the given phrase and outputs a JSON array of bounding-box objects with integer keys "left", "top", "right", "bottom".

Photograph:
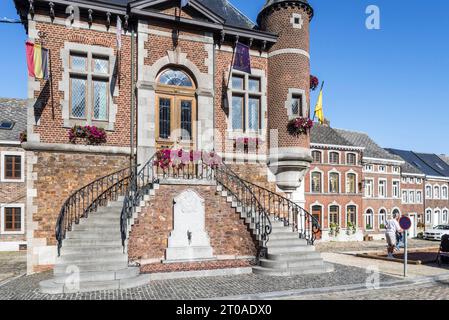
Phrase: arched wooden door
[
  {"left": 312, "top": 205, "right": 322, "bottom": 240},
  {"left": 155, "top": 68, "right": 197, "bottom": 151}
]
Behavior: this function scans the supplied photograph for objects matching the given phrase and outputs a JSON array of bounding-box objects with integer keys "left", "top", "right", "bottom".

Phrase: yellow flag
[
  {"left": 314, "top": 85, "right": 324, "bottom": 124},
  {"left": 33, "top": 44, "right": 43, "bottom": 79}
]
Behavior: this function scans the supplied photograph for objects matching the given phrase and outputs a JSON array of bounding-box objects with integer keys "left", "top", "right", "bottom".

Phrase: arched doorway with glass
[{"left": 155, "top": 68, "right": 197, "bottom": 151}]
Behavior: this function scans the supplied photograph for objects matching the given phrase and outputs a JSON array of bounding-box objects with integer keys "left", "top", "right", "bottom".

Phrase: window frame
[
  {"left": 346, "top": 152, "right": 357, "bottom": 165},
  {"left": 310, "top": 170, "right": 323, "bottom": 194},
  {"left": 346, "top": 172, "right": 357, "bottom": 194},
  {"left": 392, "top": 180, "right": 401, "bottom": 199},
  {"left": 1, "top": 151, "right": 25, "bottom": 183},
  {"left": 364, "top": 209, "right": 374, "bottom": 230},
  {"left": 329, "top": 171, "right": 340, "bottom": 194},
  {"left": 378, "top": 179, "right": 387, "bottom": 198},
  {"left": 329, "top": 205, "right": 340, "bottom": 227},
  {"left": 329, "top": 151, "right": 340, "bottom": 165},
  {"left": 312, "top": 150, "right": 322, "bottom": 163},
  {"left": 230, "top": 72, "right": 263, "bottom": 134},
  {"left": 0, "top": 203, "right": 25, "bottom": 235},
  {"left": 364, "top": 178, "right": 374, "bottom": 198}
]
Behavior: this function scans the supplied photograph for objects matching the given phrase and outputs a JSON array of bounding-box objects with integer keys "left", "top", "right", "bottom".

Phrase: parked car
[{"left": 424, "top": 225, "right": 449, "bottom": 241}]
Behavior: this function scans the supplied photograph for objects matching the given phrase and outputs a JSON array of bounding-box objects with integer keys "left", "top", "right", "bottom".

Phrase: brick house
[
  {"left": 13, "top": 0, "right": 337, "bottom": 293},
  {"left": 387, "top": 149, "right": 449, "bottom": 231},
  {"left": 335, "top": 129, "right": 405, "bottom": 240},
  {"left": 305, "top": 124, "right": 364, "bottom": 241},
  {"left": 0, "top": 98, "right": 27, "bottom": 251}
]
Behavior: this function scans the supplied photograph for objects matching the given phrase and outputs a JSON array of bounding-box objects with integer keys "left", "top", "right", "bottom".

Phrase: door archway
[{"left": 155, "top": 68, "right": 197, "bottom": 150}]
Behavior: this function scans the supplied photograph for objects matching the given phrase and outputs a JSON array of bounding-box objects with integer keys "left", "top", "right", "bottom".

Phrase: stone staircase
[
  {"left": 39, "top": 193, "right": 158, "bottom": 294},
  {"left": 216, "top": 185, "right": 333, "bottom": 276}
]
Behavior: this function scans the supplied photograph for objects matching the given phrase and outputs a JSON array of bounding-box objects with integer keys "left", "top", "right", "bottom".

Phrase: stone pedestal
[{"left": 165, "top": 189, "right": 214, "bottom": 262}]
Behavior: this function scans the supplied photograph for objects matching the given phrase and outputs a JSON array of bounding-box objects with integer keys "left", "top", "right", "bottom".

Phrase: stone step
[
  {"left": 57, "top": 253, "right": 127, "bottom": 265},
  {"left": 269, "top": 227, "right": 295, "bottom": 234},
  {"left": 269, "top": 233, "right": 300, "bottom": 240},
  {"left": 51, "top": 267, "right": 140, "bottom": 283},
  {"left": 267, "top": 245, "right": 315, "bottom": 254},
  {"left": 39, "top": 274, "right": 150, "bottom": 294},
  {"left": 252, "top": 264, "right": 334, "bottom": 277},
  {"left": 66, "top": 232, "right": 121, "bottom": 240},
  {"left": 63, "top": 238, "right": 123, "bottom": 246},
  {"left": 61, "top": 245, "right": 124, "bottom": 255},
  {"left": 259, "top": 258, "right": 325, "bottom": 269},
  {"left": 107, "top": 201, "right": 124, "bottom": 208},
  {"left": 266, "top": 238, "right": 308, "bottom": 247},
  {"left": 72, "top": 225, "right": 121, "bottom": 232},
  {"left": 267, "top": 251, "right": 320, "bottom": 261},
  {"left": 54, "top": 260, "right": 128, "bottom": 274}
]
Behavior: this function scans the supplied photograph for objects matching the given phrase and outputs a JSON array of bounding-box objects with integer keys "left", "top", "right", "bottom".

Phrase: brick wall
[
  {"left": 128, "top": 184, "right": 258, "bottom": 262},
  {"left": 261, "top": 6, "right": 311, "bottom": 150},
  {"left": 31, "top": 152, "right": 128, "bottom": 248},
  {"left": 31, "top": 18, "right": 133, "bottom": 147}
]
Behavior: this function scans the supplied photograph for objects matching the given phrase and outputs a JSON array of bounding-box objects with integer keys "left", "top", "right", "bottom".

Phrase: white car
[{"left": 424, "top": 225, "right": 449, "bottom": 241}]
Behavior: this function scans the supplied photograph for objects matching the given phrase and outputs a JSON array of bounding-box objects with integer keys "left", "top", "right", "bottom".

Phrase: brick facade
[{"left": 128, "top": 183, "right": 257, "bottom": 264}]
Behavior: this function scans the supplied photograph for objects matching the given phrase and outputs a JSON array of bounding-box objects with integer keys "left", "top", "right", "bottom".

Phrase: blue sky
[{"left": 0, "top": 0, "right": 448, "bottom": 154}]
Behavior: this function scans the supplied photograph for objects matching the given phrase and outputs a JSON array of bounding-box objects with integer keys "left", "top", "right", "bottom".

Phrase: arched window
[
  {"left": 434, "top": 209, "right": 441, "bottom": 225},
  {"left": 329, "top": 172, "right": 340, "bottom": 193},
  {"left": 347, "top": 205, "right": 357, "bottom": 225},
  {"left": 329, "top": 152, "right": 339, "bottom": 164},
  {"left": 434, "top": 186, "right": 440, "bottom": 199},
  {"left": 329, "top": 205, "right": 339, "bottom": 226},
  {"left": 158, "top": 68, "right": 194, "bottom": 87},
  {"left": 312, "top": 150, "right": 322, "bottom": 163},
  {"left": 311, "top": 172, "right": 322, "bottom": 193},
  {"left": 379, "top": 209, "right": 387, "bottom": 229},
  {"left": 425, "top": 209, "right": 432, "bottom": 224},
  {"left": 426, "top": 185, "right": 433, "bottom": 199},
  {"left": 346, "top": 173, "right": 356, "bottom": 194},
  {"left": 365, "top": 209, "right": 374, "bottom": 230},
  {"left": 346, "top": 153, "right": 356, "bottom": 165},
  {"left": 442, "top": 186, "right": 448, "bottom": 199},
  {"left": 443, "top": 209, "right": 448, "bottom": 224}
]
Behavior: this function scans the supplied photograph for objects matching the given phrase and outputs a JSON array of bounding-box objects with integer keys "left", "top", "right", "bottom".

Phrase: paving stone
[{"left": 0, "top": 263, "right": 398, "bottom": 300}]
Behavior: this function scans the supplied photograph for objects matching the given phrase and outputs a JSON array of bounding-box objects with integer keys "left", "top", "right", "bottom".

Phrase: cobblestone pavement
[
  {"left": 290, "top": 279, "right": 449, "bottom": 300},
  {"left": 0, "top": 252, "right": 26, "bottom": 282},
  {"left": 0, "top": 263, "right": 399, "bottom": 300},
  {"left": 316, "top": 239, "right": 439, "bottom": 253}
]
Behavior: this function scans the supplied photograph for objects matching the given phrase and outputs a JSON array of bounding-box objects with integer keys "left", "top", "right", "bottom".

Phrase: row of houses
[
  {"left": 305, "top": 124, "right": 449, "bottom": 241},
  {"left": 1, "top": 99, "right": 448, "bottom": 250}
]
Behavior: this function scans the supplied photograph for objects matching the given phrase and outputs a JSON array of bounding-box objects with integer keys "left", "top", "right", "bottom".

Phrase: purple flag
[{"left": 233, "top": 42, "right": 251, "bottom": 74}]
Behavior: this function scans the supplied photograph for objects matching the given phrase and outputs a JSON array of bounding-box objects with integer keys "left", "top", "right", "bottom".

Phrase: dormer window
[{"left": 0, "top": 121, "right": 15, "bottom": 130}]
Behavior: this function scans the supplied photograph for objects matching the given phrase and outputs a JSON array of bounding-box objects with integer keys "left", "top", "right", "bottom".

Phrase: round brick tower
[{"left": 258, "top": 0, "right": 314, "bottom": 194}]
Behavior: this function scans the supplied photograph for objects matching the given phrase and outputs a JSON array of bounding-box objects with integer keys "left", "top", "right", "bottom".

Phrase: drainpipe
[{"left": 130, "top": 24, "right": 136, "bottom": 174}]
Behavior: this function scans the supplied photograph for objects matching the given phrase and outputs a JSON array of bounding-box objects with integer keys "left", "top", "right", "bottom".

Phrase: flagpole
[{"left": 226, "top": 37, "right": 238, "bottom": 90}]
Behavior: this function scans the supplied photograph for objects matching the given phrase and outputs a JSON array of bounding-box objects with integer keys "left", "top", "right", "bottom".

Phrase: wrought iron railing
[
  {"left": 240, "top": 178, "right": 321, "bottom": 245},
  {"left": 55, "top": 166, "right": 135, "bottom": 256}
]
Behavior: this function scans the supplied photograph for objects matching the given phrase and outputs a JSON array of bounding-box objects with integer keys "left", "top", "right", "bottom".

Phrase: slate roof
[
  {"left": 441, "top": 155, "right": 449, "bottom": 166},
  {"left": 384, "top": 149, "right": 424, "bottom": 175},
  {"left": 414, "top": 152, "right": 449, "bottom": 178},
  {"left": 385, "top": 149, "right": 444, "bottom": 177},
  {"left": 92, "top": 0, "right": 256, "bottom": 29},
  {"left": 0, "top": 98, "right": 27, "bottom": 143},
  {"left": 310, "top": 123, "right": 355, "bottom": 147},
  {"left": 335, "top": 129, "right": 402, "bottom": 161}
]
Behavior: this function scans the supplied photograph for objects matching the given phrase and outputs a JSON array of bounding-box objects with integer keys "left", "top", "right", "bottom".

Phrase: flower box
[{"left": 69, "top": 125, "right": 107, "bottom": 145}]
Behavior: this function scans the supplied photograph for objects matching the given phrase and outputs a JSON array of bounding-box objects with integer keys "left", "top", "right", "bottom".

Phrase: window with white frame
[
  {"left": 416, "top": 178, "right": 422, "bottom": 184},
  {"left": 379, "top": 209, "right": 386, "bottom": 229},
  {"left": 329, "top": 172, "right": 340, "bottom": 193},
  {"left": 409, "top": 190, "right": 415, "bottom": 204},
  {"left": 392, "top": 166, "right": 400, "bottom": 174},
  {"left": 231, "top": 74, "right": 262, "bottom": 132},
  {"left": 364, "top": 164, "right": 373, "bottom": 172},
  {"left": 311, "top": 172, "right": 322, "bottom": 193},
  {"left": 346, "top": 153, "right": 357, "bottom": 165},
  {"left": 346, "top": 173, "right": 357, "bottom": 194},
  {"left": 1, "top": 152, "right": 25, "bottom": 182},
  {"left": 402, "top": 177, "right": 407, "bottom": 183},
  {"left": 392, "top": 180, "right": 400, "bottom": 198},
  {"left": 425, "top": 210, "right": 432, "bottom": 224},
  {"left": 434, "top": 186, "right": 440, "bottom": 199},
  {"left": 329, "top": 205, "right": 340, "bottom": 226},
  {"left": 365, "top": 179, "right": 374, "bottom": 197},
  {"left": 426, "top": 185, "right": 432, "bottom": 199},
  {"left": 378, "top": 180, "right": 387, "bottom": 198},
  {"left": 329, "top": 152, "right": 340, "bottom": 165},
  {"left": 443, "top": 209, "right": 448, "bottom": 224},
  {"left": 312, "top": 150, "right": 322, "bottom": 163},
  {"left": 378, "top": 165, "right": 386, "bottom": 173},
  {"left": 442, "top": 186, "right": 448, "bottom": 199},
  {"left": 416, "top": 191, "right": 423, "bottom": 203},
  {"left": 365, "top": 209, "right": 374, "bottom": 230},
  {"left": 347, "top": 205, "right": 357, "bottom": 225},
  {"left": 434, "top": 210, "right": 441, "bottom": 225},
  {"left": 402, "top": 190, "right": 408, "bottom": 203},
  {"left": 0, "top": 204, "right": 24, "bottom": 234}
]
